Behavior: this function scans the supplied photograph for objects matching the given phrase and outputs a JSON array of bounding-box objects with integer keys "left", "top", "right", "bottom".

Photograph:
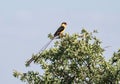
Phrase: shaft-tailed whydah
[{"left": 26, "top": 22, "right": 67, "bottom": 66}]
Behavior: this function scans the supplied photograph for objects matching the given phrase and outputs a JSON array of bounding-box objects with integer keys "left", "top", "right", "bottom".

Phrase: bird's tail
[{"left": 26, "top": 38, "right": 55, "bottom": 66}]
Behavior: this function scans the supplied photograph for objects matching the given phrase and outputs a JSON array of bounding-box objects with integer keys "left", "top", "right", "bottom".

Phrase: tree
[{"left": 13, "top": 29, "right": 120, "bottom": 84}]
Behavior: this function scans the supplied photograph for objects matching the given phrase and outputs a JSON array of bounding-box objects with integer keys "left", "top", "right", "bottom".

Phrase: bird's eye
[{"left": 62, "top": 22, "right": 67, "bottom": 25}]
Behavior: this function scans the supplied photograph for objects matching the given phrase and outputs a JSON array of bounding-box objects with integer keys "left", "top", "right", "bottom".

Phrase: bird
[
  {"left": 54, "top": 22, "right": 67, "bottom": 37},
  {"left": 26, "top": 22, "right": 67, "bottom": 66}
]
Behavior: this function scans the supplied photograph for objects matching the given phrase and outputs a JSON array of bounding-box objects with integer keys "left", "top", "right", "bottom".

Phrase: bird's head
[{"left": 61, "top": 22, "right": 67, "bottom": 28}]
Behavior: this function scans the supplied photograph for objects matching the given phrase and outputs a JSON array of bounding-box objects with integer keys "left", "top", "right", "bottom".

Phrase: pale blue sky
[{"left": 0, "top": 0, "right": 120, "bottom": 84}]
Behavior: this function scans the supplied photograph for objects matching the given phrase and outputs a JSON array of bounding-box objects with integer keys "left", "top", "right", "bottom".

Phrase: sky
[{"left": 0, "top": 0, "right": 120, "bottom": 84}]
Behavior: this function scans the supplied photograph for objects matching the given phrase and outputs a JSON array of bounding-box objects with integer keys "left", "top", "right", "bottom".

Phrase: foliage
[{"left": 13, "top": 29, "right": 120, "bottom": 84}]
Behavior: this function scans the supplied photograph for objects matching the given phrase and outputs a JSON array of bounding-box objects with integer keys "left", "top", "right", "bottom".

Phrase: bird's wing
[{"left": 54, "top": 26, "right": 64, "bottom": 37}]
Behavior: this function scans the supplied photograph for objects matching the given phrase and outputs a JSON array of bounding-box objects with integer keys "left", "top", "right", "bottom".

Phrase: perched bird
[
  {"left": 54, "top": 22, "right": 67, "bottom": 37},
  {"left": 26, "top": 22, "right": 67, "bottom": 66}
]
